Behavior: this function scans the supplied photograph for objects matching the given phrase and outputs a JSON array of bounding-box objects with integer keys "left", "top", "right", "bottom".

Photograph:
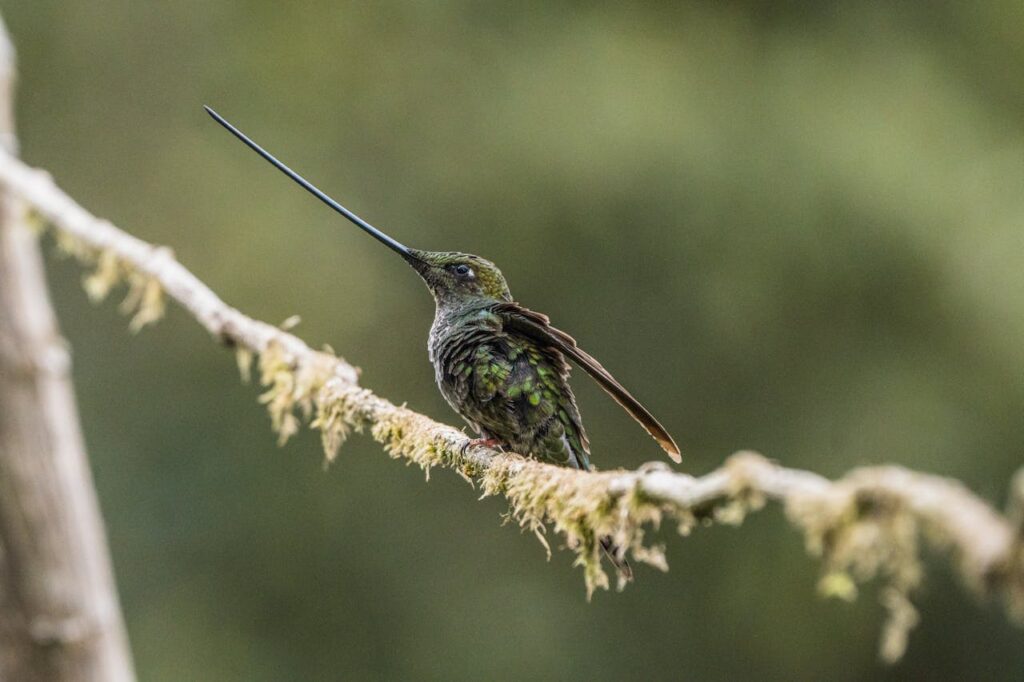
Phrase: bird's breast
[{"left": 428, "top": 308, "right": 499, "bottom": 361}]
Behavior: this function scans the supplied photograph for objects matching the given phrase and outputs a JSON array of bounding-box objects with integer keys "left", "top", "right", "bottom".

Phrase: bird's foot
[{"left": 462, "top": 438, "right": 506, "bottom": 454}]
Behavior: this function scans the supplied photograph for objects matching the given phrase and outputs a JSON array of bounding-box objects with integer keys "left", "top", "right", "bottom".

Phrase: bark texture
[{"left": 0, "top": 14, "right": 135, "bottom": 682}]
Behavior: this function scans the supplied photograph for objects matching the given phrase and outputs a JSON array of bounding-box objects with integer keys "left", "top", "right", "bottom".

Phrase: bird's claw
[{"left": 461, "top": 438, "right": 506, "bottom": 454}]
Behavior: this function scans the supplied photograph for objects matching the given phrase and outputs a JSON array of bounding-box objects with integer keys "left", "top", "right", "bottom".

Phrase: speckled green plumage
[{"left": 430, "top": 304, "right": 592, "bottom": 469}]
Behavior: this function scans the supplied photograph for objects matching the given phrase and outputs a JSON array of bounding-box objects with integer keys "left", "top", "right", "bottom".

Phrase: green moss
[
  {"left": 787, "top": 484, "right": 923, "bottom": 663},
  {"left": 246, "top": 351, "right": 1011, "bottom": 659},
  {"left": 476, "top": 456, "right": 677, "bottom": 597},
  {"left": 44, "top": 221, "right": 166, "bottom": 332}
]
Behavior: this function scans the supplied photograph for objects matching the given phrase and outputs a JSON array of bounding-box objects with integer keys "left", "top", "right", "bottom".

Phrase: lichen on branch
[
  {"left": 40, "top": 214, "right": 166, "bottom": 332},
  {"left": 1, "top": 148, "right": 1021, "bottom": 663}
]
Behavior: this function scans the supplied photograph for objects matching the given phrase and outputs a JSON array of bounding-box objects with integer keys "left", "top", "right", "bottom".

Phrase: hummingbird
[{"left": 205, "top": 106, "right": 681, "bottom": 579}]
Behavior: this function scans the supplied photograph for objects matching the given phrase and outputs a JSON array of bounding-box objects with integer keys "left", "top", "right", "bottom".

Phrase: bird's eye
[{"left": 453, "top": 264, "right": 473, "bottom": 278}]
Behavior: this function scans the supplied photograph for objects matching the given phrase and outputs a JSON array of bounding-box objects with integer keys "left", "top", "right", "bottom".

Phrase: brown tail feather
[
  {"left": 561, "top": 342, "right": 682, "bottom": 462},
  {"left": 496, "top": 302, "right": 681, "bottom": 462}
]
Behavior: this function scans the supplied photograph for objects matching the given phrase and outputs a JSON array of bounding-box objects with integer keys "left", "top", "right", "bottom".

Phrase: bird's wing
[{"left": 493, "top": 302, "right": 681, "bottom": 462}]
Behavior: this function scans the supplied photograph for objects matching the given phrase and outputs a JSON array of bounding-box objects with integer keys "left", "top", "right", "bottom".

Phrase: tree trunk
[{"left": 0, "top": 13, "right": 135, "bottom": 682}]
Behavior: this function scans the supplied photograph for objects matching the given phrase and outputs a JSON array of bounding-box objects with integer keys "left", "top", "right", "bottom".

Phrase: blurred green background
[{"left": 6, "top": 1, "right": 1024, "bottom": 679}]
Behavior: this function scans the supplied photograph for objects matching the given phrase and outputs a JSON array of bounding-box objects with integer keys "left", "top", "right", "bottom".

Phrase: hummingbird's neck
[
  {"left": 431, "top": 296, "right": 493, "bottom": 325},
  {"left": 428, "top": 297, "right": 499, "bottom": 365}
]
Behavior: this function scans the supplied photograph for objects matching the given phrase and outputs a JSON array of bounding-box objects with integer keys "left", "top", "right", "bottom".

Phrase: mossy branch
[{"left": 1, "top": 149, "right": 1021, "bottom": 663}]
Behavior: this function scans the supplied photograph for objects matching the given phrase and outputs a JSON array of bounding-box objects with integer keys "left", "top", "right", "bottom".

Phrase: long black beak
[{"left": 204, "top": 105, "right": 420, "bottom": 264}]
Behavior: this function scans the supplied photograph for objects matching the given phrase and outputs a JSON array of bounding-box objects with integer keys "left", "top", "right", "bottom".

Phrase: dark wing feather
[{"left": 493, "top": 302, "right": 681, "bottom": 462}]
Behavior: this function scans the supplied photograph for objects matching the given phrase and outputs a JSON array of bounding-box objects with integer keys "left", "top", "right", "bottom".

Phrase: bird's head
[{"left": 404, "top": 250, "right": 512, "bottom": 306}]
